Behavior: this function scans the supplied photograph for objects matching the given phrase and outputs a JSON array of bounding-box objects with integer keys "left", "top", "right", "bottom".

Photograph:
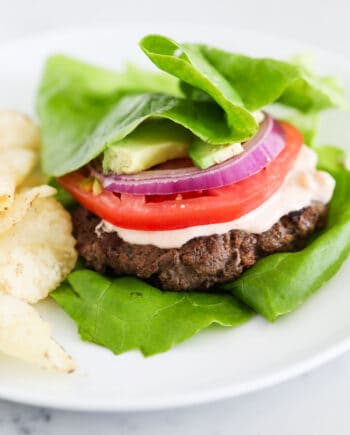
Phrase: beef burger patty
[{"left": 73, "top": 202, "right": 328, "bottom": 291}]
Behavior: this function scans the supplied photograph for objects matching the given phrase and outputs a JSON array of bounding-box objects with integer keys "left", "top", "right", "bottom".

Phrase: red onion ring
[{"left": 93, "top": 114, "right": 285, "bottom": 195}]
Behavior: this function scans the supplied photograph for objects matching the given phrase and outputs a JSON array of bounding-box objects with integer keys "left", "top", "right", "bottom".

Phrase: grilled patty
[{"left": 73, "top": 202, "right": 328, "bottom": 291}]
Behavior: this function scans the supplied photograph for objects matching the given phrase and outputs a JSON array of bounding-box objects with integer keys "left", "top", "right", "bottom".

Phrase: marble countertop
[{"left": 1, "top": 0, "right": 350, "bottom": 433}]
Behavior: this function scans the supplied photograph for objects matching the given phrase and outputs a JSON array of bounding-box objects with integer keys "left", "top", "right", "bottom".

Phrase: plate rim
[{"left": 1, "top": 337, "right": 350, "bottom": 412}]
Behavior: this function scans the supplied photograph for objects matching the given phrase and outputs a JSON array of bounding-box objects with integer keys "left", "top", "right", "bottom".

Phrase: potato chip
[
  {"left": 0, "top": 292, "right": 75, "bottom": 372},
  {"left": 0, "top": 148, "right": 38, "bottom": 211},
  {"left": 0, "top": 111, "right": 40, "bottom": 150},
  {"left": 0, "top": 196, "right": 77, "bottom": 303},
  {"left": 0, "top": 185, "right": 55, "bottom": 237},
  {"left": 0, "top": 110, "right": 78, "bottom": 371}
]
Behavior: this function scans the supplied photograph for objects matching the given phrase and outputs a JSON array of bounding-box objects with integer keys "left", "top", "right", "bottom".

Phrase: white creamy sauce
[{"left": 95, "top": 146, "right": 335, "bottom": 249}]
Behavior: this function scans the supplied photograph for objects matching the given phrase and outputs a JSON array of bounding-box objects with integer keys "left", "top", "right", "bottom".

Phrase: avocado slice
[
  {"left": 189, "top": 111, "right": 265, "bottom": 169},
  {"left": 103, "top": 119, "right": 193, "bottom": 174},
  {"left": 189, "top": 139, "right": 243, "bottom": 169}
]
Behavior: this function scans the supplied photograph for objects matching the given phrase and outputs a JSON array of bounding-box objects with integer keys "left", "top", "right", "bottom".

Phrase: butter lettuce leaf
[
  {"left": 51, "top": 270, "right": 252, "bottom": 356},
  {"left": 38, "top": 37, "right": 346, "bottom": 176},
  {"left": 141, "top": 35, "right": 346, "bottom": 113},
  {"left": 222, "top": 146, "right": 350, "bottom": 321},
  {"left": 140, "top": 35, "right": 258, "bottom": 136},
  {"left": 38, "top": 55, "right": 254, "bottom": 176},
  {"left": 37, "top": 55, "right": 187, "bottom": 176}
]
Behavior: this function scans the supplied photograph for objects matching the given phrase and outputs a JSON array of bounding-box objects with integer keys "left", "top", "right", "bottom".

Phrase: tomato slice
[{"left": 58, "top": 122, "right": 303, "bottom": 231}]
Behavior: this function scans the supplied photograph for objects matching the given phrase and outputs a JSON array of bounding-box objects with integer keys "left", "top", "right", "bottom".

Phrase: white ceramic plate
[{"left": 0, "top": 23, "right": 350, "bottom": 412}]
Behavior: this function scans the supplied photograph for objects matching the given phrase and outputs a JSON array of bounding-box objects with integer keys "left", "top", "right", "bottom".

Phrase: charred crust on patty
[{"left": 73, "top": 202, "right": 328, "bottom": 291}]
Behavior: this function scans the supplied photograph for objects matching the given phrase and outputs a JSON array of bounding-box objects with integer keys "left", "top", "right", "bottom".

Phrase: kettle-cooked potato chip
[
  {"left": 0, "top": 148, "right": 38, "bottom": 212},
  {"left": 0, "top": 111, "right": 41, "bottom": 211},
  {"left": 0, "top": 292, "right": 75, "bottom": 372},
  {"left": 0, "top": 195, "right": 77, "bottom": 303},
  {"left": 0, "top": 185, "right": 55, "bottom": 237},
  {"left": 0, "top": 110, "right": 77, "bottom": 371}
]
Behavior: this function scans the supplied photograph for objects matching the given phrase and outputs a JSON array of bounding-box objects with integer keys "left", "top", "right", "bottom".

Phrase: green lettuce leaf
[
  {"left": 38, "top": 36, "right": 345, "bottom": 176},
  {"left": 222, "top": 146, "right": 350, "bottom": 321},
  {"left": 38, "top": 56, "right": 250, "bottom": 176},
  {"left": 51, "top": 270, "right": 252, "bottom": 356},
  {"left": 140, "top": 35, "right": 258, "bottom": 135},
  {"left": 314, "top": 145, "right": 347, "bottom": 172},
  {"left": 37, "top": 55, "right": 187, "bottom": 176},
  {"left": 141, "top": 35, "right": 346, "bottom": 113}
]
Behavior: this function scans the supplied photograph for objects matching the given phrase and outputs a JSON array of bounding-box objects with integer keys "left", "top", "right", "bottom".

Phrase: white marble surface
[{"left": 1, "top": 0, "right": 350, "bottom": 433}]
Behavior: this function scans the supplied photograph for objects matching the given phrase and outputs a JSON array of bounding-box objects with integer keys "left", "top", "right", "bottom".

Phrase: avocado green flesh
[
  {"left": 103, "top": 119, "right": 193, "bottom": 174},
  {"left": 189, "top": 139, "right": 243, "bottom": 169}
]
